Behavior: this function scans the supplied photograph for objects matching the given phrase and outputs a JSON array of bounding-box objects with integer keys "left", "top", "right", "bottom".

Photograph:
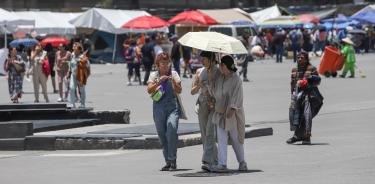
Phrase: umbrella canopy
[
  {"left": 168, "top": 10, "right": 218, "bottom": 25},
  {"left": 9, "top": 38, "right": 39, "bottom": 48},
  {"left": 178, "top": 32, "right": 247, "bottom": 54},
  {"left": 40, "top": 36, "right": 70, "bottom": 47},
  {"left": 296, "top": 14, "right": 320, "bottom": 23},
  {"left": 122, "top": 15, "right": 169, "bottom": 29}
]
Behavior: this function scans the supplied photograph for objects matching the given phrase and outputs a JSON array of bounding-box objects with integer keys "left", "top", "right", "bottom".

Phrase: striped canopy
[{"left": 257, "top": 16, "right": 303, "bottom": 28}]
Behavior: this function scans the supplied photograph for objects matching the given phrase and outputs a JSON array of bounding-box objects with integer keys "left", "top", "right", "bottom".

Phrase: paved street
[{"left": 1, "top": 54, "right": 375, "bottom": 183}]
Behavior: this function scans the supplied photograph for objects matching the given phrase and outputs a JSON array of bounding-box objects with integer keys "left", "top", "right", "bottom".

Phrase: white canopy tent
[
  {"left": 249, "top": 5, "right": 282, "bottom": 23},
  {"left": 13, "top": 11, "right": 81, "bottom": 36},
  {"left": 0, "top": 8, "right": 35, "bottom": 48},
  {"left": 70, "top": 8, "right": 165, "bottom": 62},
  {"left": 198, "top": 8, "right": 254, "bottom": 24}
]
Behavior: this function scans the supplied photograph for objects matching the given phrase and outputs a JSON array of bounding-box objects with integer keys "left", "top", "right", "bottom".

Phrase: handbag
[
  {"left": 151, "top": 88, "right": 164, "bottom": 102},
  {"left": 42, "top": 58, "right": 50, "bottom": 77},
  {"left": 13, "top": 62, "right": 26, "bottom": 73}
]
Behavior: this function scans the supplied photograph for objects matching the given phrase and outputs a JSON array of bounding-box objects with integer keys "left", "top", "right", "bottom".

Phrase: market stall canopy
[
  {"left": 257, "top": 16, "right": 303, "bottom": 28},
  {"left": 198, "top": 8, "right": 253, "bottom": 24},
  {"left": 296, "top": 14, "right": 320, "bottom": 23},
  {"left": 69, "top": 8, "right": 151, "bottom": 34},
  {"left": 13, "top": 11, "right": 80, "bottom": 35},
  {"left": 310, "top": 8, "right": 337, "bottom": 20},
  {"left": 0, "top": 8, "right": 34, "bottom": 29},
  {"left": 351, "top": 4, "right": 375, "bottom": 24},
  {"left": 249, "top": 5, "right": 292, "bottom": 23},
  {"left": 168, "top": 10, "right": 218, "bottom": 25}
]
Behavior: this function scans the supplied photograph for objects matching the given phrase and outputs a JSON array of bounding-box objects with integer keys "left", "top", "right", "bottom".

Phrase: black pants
[
  {"left": 242, "top": 56, "right": 249, "bottom": 79},
  {"left": 143, "top": 62, "right": 153, "bottom": 85},
  {"left": 128, "top": 63, "right": 141, "bottom": 78}
]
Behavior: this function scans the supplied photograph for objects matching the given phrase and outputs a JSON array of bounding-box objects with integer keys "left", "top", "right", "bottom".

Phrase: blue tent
[
  {"left": 321, "top": 14, "right": 350, "bottom": 23},
  {"left": 351, "top": 10, "right": 375, "bottom": 24}
]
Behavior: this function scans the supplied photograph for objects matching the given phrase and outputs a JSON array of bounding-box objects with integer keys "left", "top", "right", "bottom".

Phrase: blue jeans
[
  {"left": 153, "top": 100, "right": 180, "bottom": 162},
  {"left": 275, "top": 45, "right": 284, "bottom": 63}
]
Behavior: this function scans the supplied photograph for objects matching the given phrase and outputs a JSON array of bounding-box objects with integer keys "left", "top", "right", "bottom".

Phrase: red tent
[
  {"left": 122, "top": 15, "right": 169, "bottom": 29},
  {"left": 296, "top": 14, "right": 320, "bottom": 23},
  {"left": 168, "top": 10, "right": 218, "bottom": 25}
]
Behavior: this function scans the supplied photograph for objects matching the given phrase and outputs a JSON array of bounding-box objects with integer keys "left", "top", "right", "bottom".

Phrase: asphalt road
[{"left": 0, "top": 53, "right": 374, "bottom": 183}]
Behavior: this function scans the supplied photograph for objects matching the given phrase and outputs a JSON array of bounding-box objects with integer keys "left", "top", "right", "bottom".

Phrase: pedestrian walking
[
  {"left": 181, "top": 46, "right": 192, "bottom": 78},
  {"left": 45, "top": 43, "right": 57, "bottom": 93},
  {"left": 191, "top": 51, "right": 219, "bottom": 171},
  {"left": 273, "top": 28, "right": 286, "bottom": 63},
  {"left": 147, "top": 52, "right": 186, "bottom": 171},
  {"left": 288, "top": 51, "right": 323, "bottom": 145},
  {"left": 55, "top": 44, "right": 71, "bottom": 102},
  {"left": 339, "top": 38, "right": 356, "bottom": 78},
  {"left": 170, "top": 35, "right": 181, "bottom": 76},
  {"left": 239, "top": 33, "right": 250, "bottom": 82},
  {"left": 210, "top": 55, "right": 248, "bottom": 172},
  {"left": 124, "top": 40, "right": 141, "bottom": 86},
  {"left": 141, "top": 37, "right": 154, "bottom": 85},
  {"left": 68, "top": 43, "right": 90, "bottom": 108},
  {"left": 4, "top": 47, "right": 25, "bottom": 103},
  {"left": 30, "top": 44, "right": 49, "bottom": 103}
]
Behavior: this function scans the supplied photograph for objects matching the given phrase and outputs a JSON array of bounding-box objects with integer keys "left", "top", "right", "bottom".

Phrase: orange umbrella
[{"left": 168, "top": 10, "right": 217, "bottom": 25}]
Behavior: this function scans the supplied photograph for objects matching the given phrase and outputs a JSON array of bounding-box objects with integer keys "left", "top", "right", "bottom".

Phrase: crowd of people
[{"left": 3, "top": 42, "right": 91, "bottom": 108}]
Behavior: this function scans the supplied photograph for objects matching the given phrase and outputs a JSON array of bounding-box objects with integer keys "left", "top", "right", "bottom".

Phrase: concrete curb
[{"left": 15, "top": 126, "right": 273, "bottom": 150}]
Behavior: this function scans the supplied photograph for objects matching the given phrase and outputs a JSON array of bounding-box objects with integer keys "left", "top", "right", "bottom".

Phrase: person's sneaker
[
  {"left": 127, "top": 82, "right": 132, "bottom": 86},
  {"left": 210, "top": 164, "right": 228, "bottom": 173},
  {"left": 160, "top": 162, "right": 171, "bottom": 171},
  {"left": 182, "top": 74, "right": 188, "bottom": 78},
  {"left": 243, "top": 78, "right": 250, "bottom": 82},
  {"left": 201, "top": 162, "right": 211, "bottom": 172},
  {"left": 57, "top": 98, "right": 63, "bottom": 102},
  {"left": 302, "top": 137, "right": 311, "bottom": 145},
  {"left": 169, "top": 162, "right": 177, "bottom": 171},
  {"left": 286, "top": 136, "right": 302, "bottom": 144},
  {"left": 238, "top": 161, "right": 248, "bottom": 171},
  {"left": 339, "top": 75, "right": 345, "bottom": 78},
  {"left": 349, "top": 75, "right": 355, "bottom": 78},
  {"left": 34, "top": 100, "right": 39, "bottom": 103}
]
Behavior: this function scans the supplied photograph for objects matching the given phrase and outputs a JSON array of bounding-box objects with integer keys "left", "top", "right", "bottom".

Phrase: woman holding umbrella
[
  {"left": 4, "top": 47, "right": 25, "bottom": 103},
  {"left": 191, "top": 51, "right": 220, "bottom": 171}
]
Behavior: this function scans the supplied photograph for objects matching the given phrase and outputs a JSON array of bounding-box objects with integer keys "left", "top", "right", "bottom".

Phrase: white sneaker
[
  {"left": 57, "top": 98, "right": 63, "bottom": 102},
  {"left": 238, "top": 161, "right": 248, "bottom": 171},
  {"left": 127, "top": 82, "right": 132, "bottom": 86}
]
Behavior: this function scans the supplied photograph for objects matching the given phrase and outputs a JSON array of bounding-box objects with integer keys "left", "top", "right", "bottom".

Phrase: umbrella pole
[{"left": 112, "top": 34, "right": 117, "bottom": 63}]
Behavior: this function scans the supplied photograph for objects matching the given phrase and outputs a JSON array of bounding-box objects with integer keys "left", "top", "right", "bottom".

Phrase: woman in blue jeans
[{"left": 147, "top": 52, "right": 185, "bottom": 171}]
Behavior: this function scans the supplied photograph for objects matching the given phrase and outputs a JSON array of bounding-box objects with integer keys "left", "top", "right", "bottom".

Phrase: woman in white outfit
[{"left": 30, "top": 44, "right": 49, "bottom": 103}]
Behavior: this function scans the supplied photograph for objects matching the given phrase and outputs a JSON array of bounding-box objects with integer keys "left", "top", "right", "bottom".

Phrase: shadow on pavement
[
  {"left": 174, "top": 169, "right": 263, "bottom": 177},
  {"left": 293, "top": 143, "right": 330, "bottom": 146}
]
